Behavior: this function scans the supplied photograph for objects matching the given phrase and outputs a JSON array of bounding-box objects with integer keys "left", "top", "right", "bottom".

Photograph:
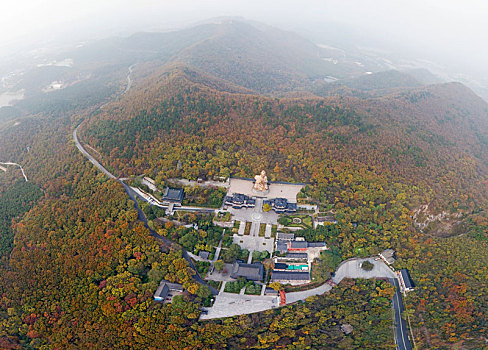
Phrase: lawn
[
  {"left": 224, "top": 278, "right": 247, "bottom": 293},
  {"left": 278, "top": 214, "right": 313, "bottom": 229},
  {"left": 244, "top": 221, "right": 252, "bottom": 235},
  {"left": 271, "top": 224, "right": 277, "bottom": 238},
  {"left": 259, "top": 223, "right": 266, "bottom": 237}
]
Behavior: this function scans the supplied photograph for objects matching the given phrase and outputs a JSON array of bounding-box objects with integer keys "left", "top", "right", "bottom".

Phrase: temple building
[
  {"left": 224, "top": 193, "right": 256, "bottom": 209},
  {"left": 263, "top": 198, "right": 297, "bottom": 213}
]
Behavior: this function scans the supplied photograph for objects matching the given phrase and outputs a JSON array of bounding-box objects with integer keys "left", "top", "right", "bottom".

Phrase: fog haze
[{"left": 2, "top": 0, "right": 488, "bottom": 95}]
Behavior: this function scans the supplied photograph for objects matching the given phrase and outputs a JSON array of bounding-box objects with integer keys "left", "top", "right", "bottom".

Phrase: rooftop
[
  {"left": 277, "top": 232, "right": 295, "bottom": 241},
  {"left": 400, "top": 269, "right": 415, "bottom": 290},
  {"left": 316, "top": 216, "right": 337, "bottom": 223},
  {"left": 231, "top": 261, "right": 264, "bottom": 281},
  {"left": 284, "top": 252, "right": 308, "bottom": 259},
  {"left": 380, "top": 249, "right": 396, "bottom": 264},
  {"left": 162, "top": 187, "right": 184, "bottom": 202},
  {"left": 307, "top": 242, "right": 326, "bottom": 248},
  {"left": 271, "top": 271, "right": 310, "bottom": 281},
  {"left": 274, "top": 263, "right": 288, "bottom": 270},
  {"left": 276, "top": 241, "right": 288, "bottom": 252},
  {"left": 154, "top": 283, "right": 169, "bottom": 301},
  {"left": 289, "top": 241, "right": 308, "bottom": 249}
]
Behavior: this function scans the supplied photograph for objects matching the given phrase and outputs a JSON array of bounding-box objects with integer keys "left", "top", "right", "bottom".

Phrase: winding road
[
  {"left": 0, "top": 161, "right": 28, "bottom": 181},
  {"left": 72, "top": 65, "right": 218, "bottom": 295}
]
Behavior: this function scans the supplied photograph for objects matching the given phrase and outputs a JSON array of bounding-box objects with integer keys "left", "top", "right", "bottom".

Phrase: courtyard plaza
[{"left": 227, "top": 178, "right": 304, "bottom": 202}]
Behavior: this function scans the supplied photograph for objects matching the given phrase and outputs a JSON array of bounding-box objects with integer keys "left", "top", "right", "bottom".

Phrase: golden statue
[{"left": 254, "top": 170, "right": 268, "bottom": 191}]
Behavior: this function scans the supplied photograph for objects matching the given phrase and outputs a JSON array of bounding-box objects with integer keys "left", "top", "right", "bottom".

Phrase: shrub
[{"left": 361, "top": 261, "right": 374, "bottom": 271}]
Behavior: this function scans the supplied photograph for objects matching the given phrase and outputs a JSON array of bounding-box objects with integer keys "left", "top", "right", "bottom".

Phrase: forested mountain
[
  {"left": 1, "top": 18, "right": 488, "bottom": 349},
  {"left": 83, "top": 64, "right": 488, "bottom": 215}
]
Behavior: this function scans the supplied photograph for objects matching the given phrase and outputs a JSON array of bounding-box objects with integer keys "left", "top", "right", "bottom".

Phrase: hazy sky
[{"left": 2, "top": 0, "right": 488, "bottom": 76}]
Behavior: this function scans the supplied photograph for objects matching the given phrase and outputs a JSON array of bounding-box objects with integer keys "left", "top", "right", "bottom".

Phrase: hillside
[
  {"left": 83, "top": 65, "right": 488, "bottom": 213},
  {"left": 1, "top": 19, "right": 488, "bottom": 349}
]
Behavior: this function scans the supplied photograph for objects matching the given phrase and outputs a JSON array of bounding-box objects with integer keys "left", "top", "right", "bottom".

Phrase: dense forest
[
  {"left": 0, "top": 181, "right": 42, "bottom": 260},
  {"left": 0, "top": 116, "right": 401, "bottom": 349},
  {"left": 1, "top": 19, "right": 488, "bottom": 349}
]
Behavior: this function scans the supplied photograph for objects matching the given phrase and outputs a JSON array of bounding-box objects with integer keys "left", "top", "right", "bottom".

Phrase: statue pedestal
[{"left": 252, "top": 188, "right": 270, "bottom": 196}]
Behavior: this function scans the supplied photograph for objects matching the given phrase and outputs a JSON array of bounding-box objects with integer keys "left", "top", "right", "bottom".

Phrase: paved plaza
[
  {"left": 200, "top": 293, "right": 280, "bottom": 319},
  {"left": 229, "top": 206, "right": 279, "bottom": 225},
  {"left": 228, "top": 178, "right": 304, "bottom": 202},
  {"left": 233, "top": 234, "right": 275, "bottom": 254}
]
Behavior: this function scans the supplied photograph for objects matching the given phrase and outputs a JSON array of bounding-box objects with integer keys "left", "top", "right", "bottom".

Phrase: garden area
[
  {"left": 252, "top": 250, "right": 270, "bottom": 263},
  {"left": 293, "top": 222, "right": 341, "bottom": 243},
  {"left": 221, "top": 243, "right": 249, "bottom": 263},
  {"left": 214, "top": 211, "right": 232, "bottom": 222},
  {"left": 278, "top": 214, "right": 313, "bottom": 229},
  {"left": 153, "top": 214, "right": 224, "bottom": 255},
  {"left": 194, "top": 260, "right": 211, "bottom": 277},
  {"left": 182, "top": 185, "right": 227, "bottom": 208},
  {"left": 206, "top": 279, "right": 222, "bottom": 291},
  {"left": 224, "top": 277, "right": 247, "bottom": 293},
  {"left": 244, "top": 221, "right": 252, "bottom": 235},
  {"left": 271, "top": 224, "right": 277, "bottom": 238},
  {"left": 244, "top": 281, "right": 262, "bottom": 295},
  {"left": 311, "top": 247, "right": 342, "bottom": 283}
]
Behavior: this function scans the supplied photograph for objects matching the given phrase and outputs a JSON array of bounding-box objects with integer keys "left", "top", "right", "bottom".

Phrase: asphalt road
[{"left": 390, "top": 278, "right": 413, "bottom": 350}]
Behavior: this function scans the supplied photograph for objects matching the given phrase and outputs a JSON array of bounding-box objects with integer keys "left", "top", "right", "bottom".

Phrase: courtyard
[{"left": 228, "top": 178, "right": 304, "bottom": 202}]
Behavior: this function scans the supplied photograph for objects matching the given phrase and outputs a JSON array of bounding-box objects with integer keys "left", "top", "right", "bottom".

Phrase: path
[
  {"left": 73, "top": 126, "right": 116, "bottom": 179},
  {"left": 123, "top": 64, "right": 136, "bottom": 94},
  {"left": 212, "top": 235, "right": 223, "bottom": 262},
  {"left": 0, "top": 162, "right": 28, "bottom": 181}
]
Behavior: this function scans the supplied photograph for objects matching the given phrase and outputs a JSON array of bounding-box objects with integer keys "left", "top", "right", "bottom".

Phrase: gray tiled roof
[
  {"left": 276, "top": 242, "right": 288, "bottom": 252},
  {"left": 271, "top": 271, "right": 310, "bottom": 281},
  {"left": 400, "top": 269, "right": 415, "bottom": 289},
  {"left": 285, "top": 252, "right": 308, "bottom": 259},
  {"left": 277, "top": 233, "right": 295, "bottom": 241},
  {"left": 154, "top": 283, "right": 169, "bottom": 300},
  {"left": 163, "top": 188, "right": 184, "bottom": 202},
  {"left": 290, "top": 241, "right": 308, "bottom": 249},
  {"left": 230, "top": 262, "right": 264, "bottom": 281},
  {"left": 307, "top": 242, "right": 326, "bottom": 247}
]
